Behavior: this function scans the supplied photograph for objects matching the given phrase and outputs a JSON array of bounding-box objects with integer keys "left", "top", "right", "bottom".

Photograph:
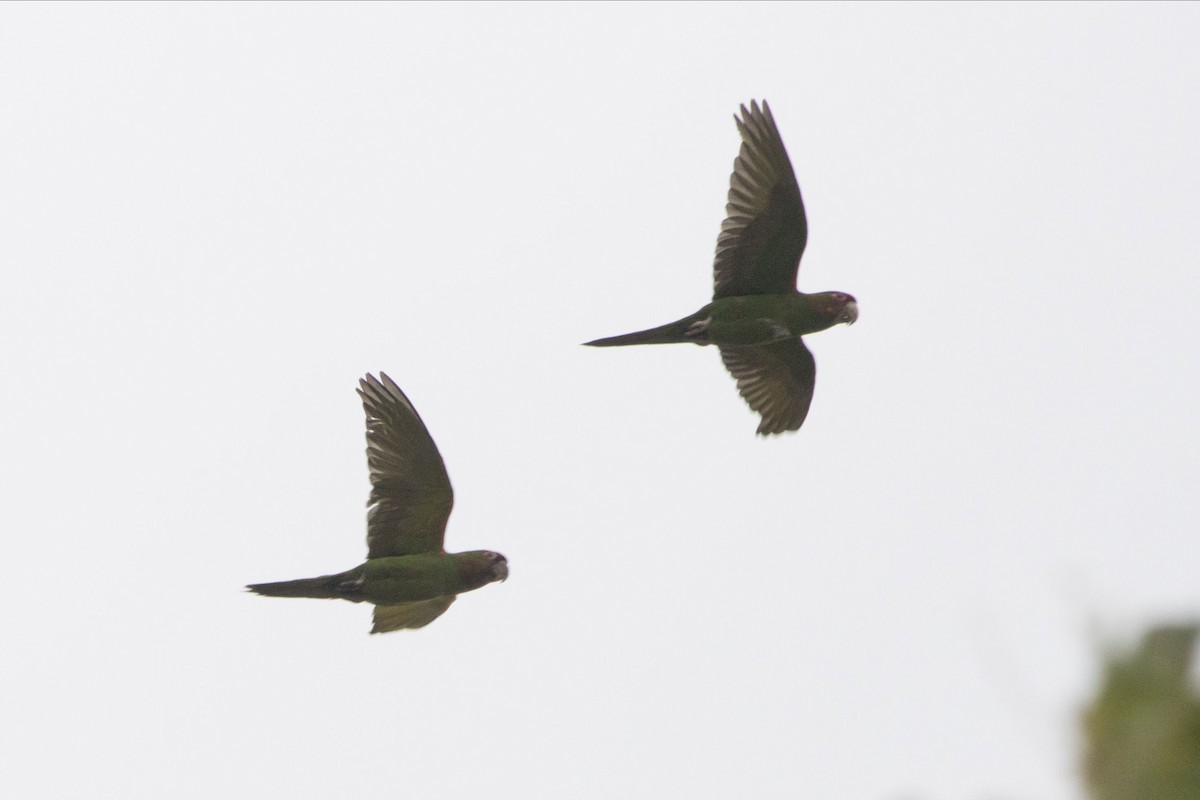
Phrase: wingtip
[
  {"left": 358, "top": 372, "right": 417, "bottom": 415},
  {"left": 378, "top": 372, "right": 401, "bottom": 393},
  {"left": 754, "top": 416, "right": 803, "bottom": 437},
  {"left": 358, "top": 372, "right": 381, "bottom": 396},
  {"left": 739, "top": 98, "right": 766, "bottom": 117}
]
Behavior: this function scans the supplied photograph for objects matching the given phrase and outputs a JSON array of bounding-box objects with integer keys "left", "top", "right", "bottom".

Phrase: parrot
[
  {"left": 247, "top": 373, "right": 507, "bottom": 634},
  {"left": 585, "top": 100, "right": 857, "bottom": 436}
]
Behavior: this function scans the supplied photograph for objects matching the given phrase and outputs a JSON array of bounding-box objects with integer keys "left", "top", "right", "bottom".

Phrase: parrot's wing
[
  {"left": 370, "top": 596, "right": 456, "bottom": 634},
  {"left": 719, "top": 338, "right": 816, "bottom": 435},
  {"left": 712, "top": 100, "right": 808, "bottom": 300},
  {"left": 357, "top": 373, "right": 454, "bottom": 558}
]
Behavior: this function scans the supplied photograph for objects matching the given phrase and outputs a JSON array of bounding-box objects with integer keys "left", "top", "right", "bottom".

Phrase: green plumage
[
  {"left": 247, "top": 374, "right": 507, "bottom": 634},
  {"left": 586, "top": 100, "right": 858, "bottom": 436},
  {"left": 586, "top": 293, "right": 854, "bottom": 348},
  {"left": 246, "top": 551, "right": 501, "bottom": 605}
]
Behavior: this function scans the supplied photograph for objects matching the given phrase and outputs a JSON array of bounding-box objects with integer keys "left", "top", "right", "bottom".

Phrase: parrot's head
[
  {"left": 807, "top": 291, "right": 857, "bottom": 331},
  {"left": 483, "top": 551, "right": 509, "bottom": 583},
  {"left": 454, "top": 550, "right": 509, "bottom": 592},
  {"left": 827, "top": 292, "right": 858, "bottom": 326}
]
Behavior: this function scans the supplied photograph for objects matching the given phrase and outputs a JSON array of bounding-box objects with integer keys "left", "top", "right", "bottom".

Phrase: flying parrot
[
  {"left": 247, "top": 373, "right": 507, "bottom": 634},
  {"left": 586, "top": 100, "right": 857, "bottom": 435}
]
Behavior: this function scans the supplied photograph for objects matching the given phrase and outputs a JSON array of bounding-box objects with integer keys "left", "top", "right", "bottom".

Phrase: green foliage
[{"left": 1082, "top": 623, "right": 1200, "bottom": 800}]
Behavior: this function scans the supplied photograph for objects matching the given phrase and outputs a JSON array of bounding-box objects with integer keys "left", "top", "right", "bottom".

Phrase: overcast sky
[{"left": 2, "top": 4, "right": 1198, "bottom": 799}]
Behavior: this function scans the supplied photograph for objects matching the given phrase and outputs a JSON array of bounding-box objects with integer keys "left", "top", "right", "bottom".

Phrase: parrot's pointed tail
[
  {"left": 246, "top": 574, "right": 344, "bottom": 600},
  {"left": 583, "top": 316, "right": 701, "bottom": 347}
]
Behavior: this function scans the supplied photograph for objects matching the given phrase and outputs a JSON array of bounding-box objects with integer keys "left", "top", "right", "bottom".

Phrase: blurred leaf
[{"left": 1082, "top": 623, "right": 1200, "bottom": 800}]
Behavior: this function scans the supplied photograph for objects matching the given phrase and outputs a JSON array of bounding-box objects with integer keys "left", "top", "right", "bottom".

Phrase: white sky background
[{"left": 1, "top": 3, "right": 1198, "bottom": 798}]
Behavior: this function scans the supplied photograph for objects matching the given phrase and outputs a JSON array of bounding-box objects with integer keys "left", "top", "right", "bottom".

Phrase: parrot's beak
[
  {"left": 840, "top": 301, "right": 858, "bottom": 326},
  {"left": 493, "top": 560, "right": 509, "bottom": 583}
]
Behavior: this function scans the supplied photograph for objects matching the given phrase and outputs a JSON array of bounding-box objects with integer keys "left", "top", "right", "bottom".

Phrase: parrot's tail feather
[
  {"left": 583, "top": 318, "right": 695, "bottom": 347},
  {"left": 246, "top": 575, "right": 341, "bottom": 599}
]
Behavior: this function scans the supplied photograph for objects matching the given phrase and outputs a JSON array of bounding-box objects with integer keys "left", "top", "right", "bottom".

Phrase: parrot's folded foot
[{"left": 685, "top": 316, "right": 713, "bottom": 343}]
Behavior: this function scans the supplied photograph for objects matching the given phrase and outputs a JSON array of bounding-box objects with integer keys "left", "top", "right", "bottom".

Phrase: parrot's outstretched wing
[
  {"left": 371, "top": 597, "right": 457, "bottom": 634},
  {"left": 719, "top": 338, "right": 816, "bottom": 435},
  {"left": 712, "top": 100, "right": 808, "bottom": 300},
  {"left": 357, "top": 373, "right": 455, "bottom": 558}
]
